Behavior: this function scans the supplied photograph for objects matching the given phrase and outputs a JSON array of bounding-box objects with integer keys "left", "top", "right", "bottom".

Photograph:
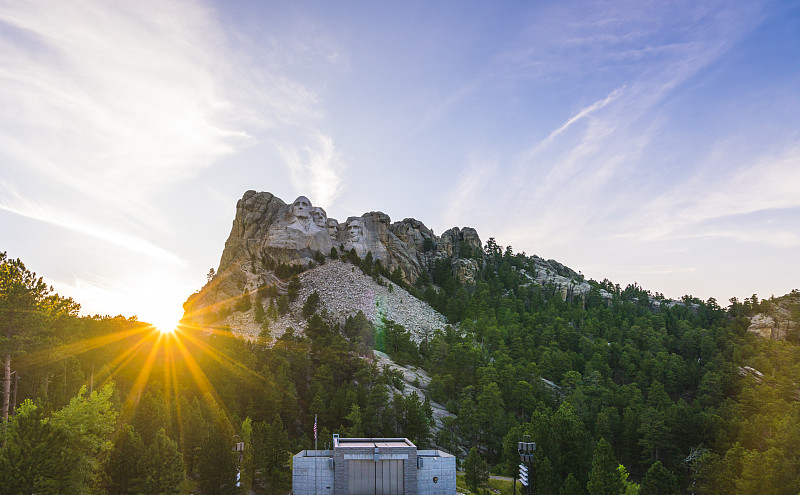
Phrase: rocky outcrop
[
  {"left": 184, "top": 191, "right": 485, "bottom": 323},
  {"left": 220, "top": 191, "right": 479, "bottom": 283},
  {"left": 747, "top": 291, "right": 800, "bottom": 341},
  {"left": 183, "top": 191, "right": 487, "bottom": 330}
]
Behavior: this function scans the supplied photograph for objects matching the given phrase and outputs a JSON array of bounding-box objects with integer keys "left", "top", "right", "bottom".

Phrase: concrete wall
[
  {"left": 293, "top": 450, "right": 335, "bottom": 495},
  {"left": 333, "top": 443, "right": 417, "bottom": 495},
  {"left": 417, "top": 451, "right": 456, "bottom": 495},
  {"left": 293, "top": 442, "right": 456, "bottom": 495}
]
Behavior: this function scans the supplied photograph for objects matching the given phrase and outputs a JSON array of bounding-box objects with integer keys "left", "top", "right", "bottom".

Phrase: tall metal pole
[{"left": 314, "top": 414, "right": 317, "bottom": 494}]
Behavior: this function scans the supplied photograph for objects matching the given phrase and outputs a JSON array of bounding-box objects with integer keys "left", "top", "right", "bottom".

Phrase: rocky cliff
[
  {"left": 182, "top": 191, "right": 483, "bottom": 336},
  {"left": 182, "top": 190, "right": 604, "bottom": 339},
  {"left": 747, "top": 291, "right": 800, "bottom": 341}
]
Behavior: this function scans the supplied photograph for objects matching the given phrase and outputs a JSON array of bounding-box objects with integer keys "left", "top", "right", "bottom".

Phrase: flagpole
[{"left": 314, "top": 414, "right": 317, "bottom": 495}]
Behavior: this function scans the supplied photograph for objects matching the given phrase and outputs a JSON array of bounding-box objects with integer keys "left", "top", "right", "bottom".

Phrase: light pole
[{"left": 518, "top": 436, "right": 536, "bottom": 495}]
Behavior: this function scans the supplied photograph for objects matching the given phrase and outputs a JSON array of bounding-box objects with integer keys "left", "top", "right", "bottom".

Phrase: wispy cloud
[
  {"left": 276, "top": 134, "right": 345, "bottom": 208},
  {"left": 0, "top": 1, "right": 248, "bottom": 210},
  {"left": 442, "top": 154, "right": 499, "bottom": 228},
  {"left": 0, "top": 0, "right": 345, "bottom": 322},
  {"left": 625, "top": 145, "right": 800, "bottom": 246},
  {"left": 0, "top": 0, "right": 339, "bottom": 221},
  {"left": 469, "top": 0, "right": 770, "bottom": 254},
  {"left": 0, "top": 182, "right": 185, "bottom": 265}
]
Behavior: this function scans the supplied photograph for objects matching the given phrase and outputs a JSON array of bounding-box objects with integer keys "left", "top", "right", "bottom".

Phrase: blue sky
[{"left": 1, "top": 0, "right": 799, "bottom": 328}]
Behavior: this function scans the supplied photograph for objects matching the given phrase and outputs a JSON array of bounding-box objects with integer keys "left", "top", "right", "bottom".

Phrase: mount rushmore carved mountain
[{"left": 182, "top": 191, "right": 612, "bottom": 339}]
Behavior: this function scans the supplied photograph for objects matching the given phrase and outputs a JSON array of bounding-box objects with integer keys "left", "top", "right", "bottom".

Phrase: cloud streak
[
  {"left": 0, "top": 182, "right": 185, "bottom": 265},
  {"left": 276, "top": 134, "right": 345, "bottom": 208}
]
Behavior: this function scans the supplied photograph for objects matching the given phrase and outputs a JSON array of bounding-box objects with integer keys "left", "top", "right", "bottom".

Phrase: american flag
[{"left": 314, "top": 414, "right": 317, "bottom": 442}]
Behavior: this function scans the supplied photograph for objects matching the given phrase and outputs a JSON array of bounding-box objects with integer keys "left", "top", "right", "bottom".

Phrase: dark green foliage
[
  {"left": 287, "top": 276, "right": 301, "bottom": 302},
  {"left": 587, "top": 438, "right": 622, "bottom": 495},
  {"left": 640, "top": 461, "right": 678, "bottom": 495},
  {"left": 344, "top": 311, "right": 376, "bottom": 350},
  {"left": 197, "top": 406, "right": 238, "bottom": 495},
  {"left": 141, "top": 428, "right": 184, "bottom": 495},
  {"left": 253, "top": 413, "right": 290, "bottom": 494},
  {"left": 381, "top": 318, "right": 418, "bottom": 364},
  {"left": 0, "top": 401, "right": 70, "bottom": 494},
  {"left": 392, "top": 392, "right": 433, "bottom": 448},
  {"left": 277, "top": 295, "right": 289, "bottom": 315},
  {"left": 362, "top": 251, "right": 374, "bottom": 275},
  {"left": 3, "top": 246, "right": 800, "bottom": 494},
  {"left": 464, "top": 446, "right": 489, "bottom": 493},
  {"left": 133, "top": 390, "right": 170, "bottom": 444},
  {"left": 562, "top": 473, "right": 583, "bottom": 495},
  {"left": 107, "top": 425, "right": 145, "bottom": 494},
  {"left": 329, "top": 247, "right": 339, "bottom": 259},
  {"left": 346, "top": 248, "right": 360, "bottom": 266},
  {"left": 302, "top": 291, "right": 320, "bottom": 319},
  {"left": 390, "top": 266, "right": 404, "bottom": 285},
  {"left": 254, "top": 297, "right": 266, "bottom": 323}
]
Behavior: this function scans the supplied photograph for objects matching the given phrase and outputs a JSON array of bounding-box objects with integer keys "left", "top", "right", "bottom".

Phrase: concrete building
[{"left": 292, "top": 435, "right": 456, "bottom": 495}]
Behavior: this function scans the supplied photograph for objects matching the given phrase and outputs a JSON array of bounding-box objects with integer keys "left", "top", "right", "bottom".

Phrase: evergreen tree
[
  {"left": 287, "top": 276, "right": 301, "bottom": 302},
  {"left": 181, "top": 395, "right": 207, "bottom": 476},
  {"left": 562, "top": 473, "right": 584, "bottom": 495},
  {"left": 639, "top": 461, "right": 678, "bottom": 495},
  {"left": 464, "top": 447, "right": 489, "bottom": 493},
  {"left": 0, "top": 400, "right": 70, "bottom": 494},
  {"left": 302, "top": 291, "right": 320, "bottom": 319},
  {"left": 587, "top": 439, "right": 623, "bottom": 495},
  {"left": 132, "top": 389, "right": 170, "bottom": 444},
  {"left": 107, "top": 424, "right": 145, "bottom": 495},
  {"left": 1, "top": 252, "right": 79, "bottom": 429},
  {"left": 344, "top": 403, "right": 365, "bottom": 437},
  {"left": 140, "top": 428, "right": 184, "bottom": 495},
  {"left": 197, "top": 406, "right": 238, "bottom": 495},
  {"left": 254, "top": 297, "right": 266, "bottom": 324},
  {"left": 254, "top": 413, "right": 290, "bottom": 495}
]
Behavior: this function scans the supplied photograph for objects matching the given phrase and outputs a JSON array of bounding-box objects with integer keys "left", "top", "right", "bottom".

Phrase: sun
[{"left": 157, "top": 324, "right": 177, "bottom": 334}]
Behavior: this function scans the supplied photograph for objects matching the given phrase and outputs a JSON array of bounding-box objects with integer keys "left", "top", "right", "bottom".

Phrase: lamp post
[{"left": 517, "top": 436, "right": 536, "bottom": 495}]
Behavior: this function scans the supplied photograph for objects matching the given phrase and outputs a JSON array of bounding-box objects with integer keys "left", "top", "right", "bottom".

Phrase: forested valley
[{"left": 2, "top": 245, "right": 799, "bottom": 494}]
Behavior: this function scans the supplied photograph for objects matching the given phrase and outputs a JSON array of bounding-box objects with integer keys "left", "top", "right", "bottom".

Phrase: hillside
[
  {"left": 3, "top": 190, "right": 799, "bottom": 494},
  {"left": 218, "top": 259, "right": 447, "bottom": 341}
]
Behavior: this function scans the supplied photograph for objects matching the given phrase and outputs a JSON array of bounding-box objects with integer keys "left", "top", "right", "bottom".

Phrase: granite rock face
[
  {"left": 183, "top": 191, "right": 484, "bottom": 329},
  {"left": 747, "top": 291, "right": 800, "bottom": 341},
  {"left": 217, "top": 191, "right": 476, "bottom": 283}
]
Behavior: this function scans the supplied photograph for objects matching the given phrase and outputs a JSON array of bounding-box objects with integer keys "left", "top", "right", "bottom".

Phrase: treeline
[
  {"left": 371, "top": 240, "right": 800, "bottom": 494},
  {"left": 0, "top": 252, "right": 434, "bottom": 494},
  {"left": 4, "top": 239, "right": 799, "bottom": 494}
]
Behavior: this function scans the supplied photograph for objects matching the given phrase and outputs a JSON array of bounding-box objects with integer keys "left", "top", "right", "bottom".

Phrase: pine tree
[
  {"left": 587, "top": 439, "right": 623, "bottom": 495},
  {"left": 0, "top": 400, "right": 70, "bottom": 494},
  {"left": 640, "top": 461, "right": 678, "bottom": 495},
  {"left": 302, "top": 291, "right": 320, "bottom": 319},
  {"left": 254, "top": 413, "right": 290, "bottom": 494},
  {"left": 107, "top": 424, "right": 145, "bottom": 495},
  {"left": 254, "top": 297, "right": 266, "bottom": 324},
  {"left": 140, "top": 428, "right": 184, "bottom": 495},
  {"left": 562, "top": 473, "right": 584, "bottom": 495},
  {"left": 1, "top": 253, "right": 79, "bottom": 430},
  {"left": 197, "top": 406, "right": 238, "bottom": 495},
  {"left": 464, "top": 447, "right": 489, "bottom": 493}
]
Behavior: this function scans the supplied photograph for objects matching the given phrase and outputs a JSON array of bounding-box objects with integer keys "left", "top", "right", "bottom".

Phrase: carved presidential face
[
  {"left": 291, "top": 196, "right": 311, "bottom": 220},
  {"left": 311, "top": 207, "right": 327, "bottom": 228},
  {"left": 326, "top": 218, "right": 339, "bottom": 236},
  {"left": 346, "top": 219, "right": 363, "bottom": 241}
]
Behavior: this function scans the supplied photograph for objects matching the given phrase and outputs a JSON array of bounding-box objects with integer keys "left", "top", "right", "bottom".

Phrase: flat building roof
[{"left": 333, "top": 437, "right": 415, "bottom": 449}]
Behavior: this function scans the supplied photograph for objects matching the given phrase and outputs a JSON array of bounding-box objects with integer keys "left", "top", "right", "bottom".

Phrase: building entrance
[{"left": 347, "top": 459, "right": 404, "bottom": 495}]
